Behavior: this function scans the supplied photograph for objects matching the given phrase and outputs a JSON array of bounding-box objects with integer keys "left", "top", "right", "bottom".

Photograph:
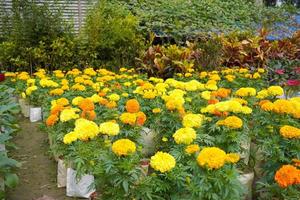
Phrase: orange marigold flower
[
  {"left": 136, "top": 111, "right": 147, "bottom": 126},
  {"left": 258, "top": 100, "right": 271, "bottom": 107},
  {"left": 98, "top": 92, "right": 106, "bottom": 97},
  {"left": 125, "top": 99, "right": 140, "bottom": 113},
  {"left": 46, "top": 114, "right": 58, "bottom": 126},
  {"left": 79, "top": 98, "right": 94, "bottom": 111},
  {"left": 81, "top": 110, "right": 97, "bottom": 121},
  {"left": 50, "top": 105, "right": 64, "bottom": 116},
  {"left": 99, "top": 98, "right": 109, "bottom": 106},
  {"left": 212, "top": 88, "right": 231, "bottom": 98},
  {"left": 208, "top": 99, "right": 219, "bottom": 105},
  {"left": 274, "top": 165, "right": 300, "bottom": 188}
]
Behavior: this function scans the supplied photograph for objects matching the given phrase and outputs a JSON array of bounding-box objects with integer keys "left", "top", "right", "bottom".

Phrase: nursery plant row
[{"left": 2, "top": 67, "right": 300, "bottom": 200}]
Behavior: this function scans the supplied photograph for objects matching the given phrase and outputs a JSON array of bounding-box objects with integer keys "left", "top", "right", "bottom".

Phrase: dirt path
[{"left": 7, "top": 118, "right": 73, "bottom": 200}]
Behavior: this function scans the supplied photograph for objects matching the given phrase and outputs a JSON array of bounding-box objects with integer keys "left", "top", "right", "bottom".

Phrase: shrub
[{"left": 82, "top": 0, "right": 144, "bottom": 69}]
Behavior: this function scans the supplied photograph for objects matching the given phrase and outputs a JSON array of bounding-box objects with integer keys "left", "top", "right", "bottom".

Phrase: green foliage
[
  {"left": 120, "top": 0, "right": 289, "bottom": 42},
  {"left": 0, "top": 85, "right": 21, "bottom": 196},
  {"left": 82, "top": 0, "right": 144, "bottom": 69},
  {"left": 0, "top": 0, "right": 73, "bottom": 71}
]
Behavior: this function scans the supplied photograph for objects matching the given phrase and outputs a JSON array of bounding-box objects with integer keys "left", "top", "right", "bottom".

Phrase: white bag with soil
[
  {"left": 18, "top": 98, "right": 30, "bottom": 118},
  {"left": 139, "top": 127, "right": 157, "bottom": 156},
  {"left": 240, "top": 136, "right": 251, "bottom": 165},
  {"left": 66, "top": 168, "right": 96, "bottom": 198},
  {"left": 57, "top": 159, "right": 67, "bottom": 188},
  {"left": 29, "top": 107, "right": 42, "bottom": 122},
  {"left": 238, "top": 172, "right": 254, "bottom": 200}
]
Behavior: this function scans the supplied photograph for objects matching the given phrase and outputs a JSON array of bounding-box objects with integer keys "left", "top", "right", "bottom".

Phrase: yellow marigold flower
[
  {"left": 21, "top": 92, "right": 26, "bottom": 99},
  {"left": 122, "top": 93, "right": 129, "bottom": 97},
  {"left": 252, "top": 72, "right": 261, "bottom": 79},
  {"left": 108, "top": 93, "right": 120, "bottom": 102},
  {"left": 63, "top": 131, "right": 78, "bottom": 144},
  {"left": 225, "top": 74, "right": 235, "bottom": 82},
  {"left": 217, "top": 116, "right": 243, "bottom": 129},
  {"left": 49, "top": 88, "right": 64, "bottom": 96},
  {"left": 152, "top": 108, "right": 161, "bottom": 113},
  {"left": 84, "top": 68, "right": 97, "bottom": 76},
  {"left": 143, "top": 90, "right": 157, "bottom": 99},
  {"left": 90, "top": 94, "right": 101, "bottom": 103},
  {"left": 74, "top": 118, "right": 100, "bottom": 141},
  {"left": 72, "top": 96, "right": 84, "bottom": 106},
  {"left": 99, "top": 122, "right": 120, "bottom": 136},
  {"left": 173, "top": 127, "right": 197, "bottom": 145},
  {"left": 120, "top": 112, "right": 136, "bottom": 125},
  {"left": 182, "top": 114, "right": 204, "bottom": 128},
  {"left": 27, "top": 78, "right": 35, "bottom": 85},
  {"left": 232, "top": 98, "right": 248, "bottom": 105},
  {"left": 256, "top": 89, "right": 269, "bottom": 99},
  {"left": 162, "top": 137, "right": 168, "bottom": 142},
  {"left": 267, "top": 86, "right": 284, "bottom": 96},
  {"left": 199, "top": 71, "right": 208, "bottom": 79},
  {"left": 258, "top": 68, "right": 265, "bottom": 73},
  {"left": 60, "top": 108, "right": 79, "bottom": 122},
  {"left": 225, "top": 153, "right": 240, "bottom": 163},
  {"left": 51, "top": 98, "right": 69, "bottom": 107},
  {"left": 185, "top": 73, "right": 192, "bottom": 78},
  {"left": 205, "top": 84, "right": 218, "bottom": 91},
  {"left": 83, "top": 79, "right": 94, "bottom": 86},
  {"left": 185, "top": 144, "right": 200, "bottom": 154},
  {"left": 280, "top": 125, "right": 300, "bottom": 139},
  {"left": 273, "top": 100, "right": 294, "bottom": 114},
  {"left": 235, "top": 87, "right": 256, "bottom": 97},
  {"left": 112, "top": 139, "right": 136, "bottom": 156},
  {"left": 71, "top": 83, "right": 86, "bottom": 91},
  {"left": 61, "top": 85, "right": 69, "bottom": 90},
  {"left": 239, "top": 68, "right": 248, "bottom": 73},
  {"left": 25, "top": 86, "right": 38, "bottom": 95},
  {"left": 290, "top": 97, "right": 300, "bottom": 103},
  {"left": 201, "top": 91, "right": 211, "bottom": 100},
  {"left": 197, "top": 147, "right": 227, "bottom": 169},
  {"left": 241, "top": 106, "right": 252, "bottom": 114},
  {"left": 261, "top": 102, "right": 274, "bottom": 111},
  {"left": 150, "top": 152, "right": 176, "bottom": 173},
  {"left": 39, "top": 79, "right": 59, "bottom": 88}
]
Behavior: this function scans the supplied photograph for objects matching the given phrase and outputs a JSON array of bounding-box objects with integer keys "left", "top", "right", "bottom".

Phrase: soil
[{"left": 6, "top": 118, "right": 74, "bottom": 200}]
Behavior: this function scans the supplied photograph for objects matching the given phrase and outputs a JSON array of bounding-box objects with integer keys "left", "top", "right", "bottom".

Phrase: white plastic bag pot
[
  {"left": 238, "top": 172, "right": 254, "bottom": 200},
  {"left": 66, "top": 168, "right": 96, "bottom": 198},
  {"left": 30, "top": 107, "right": 42, "bottom": 122},
  {"left": 19, "top": 98, "right": 30, "bottom": 118},
  {"left": 57, "top": 159, "right": 67, "bottom": 188},
  {"left": 240, "top": 136, "right": 251, "bottom": 165},
  {"left": 139, "top": 127, "right": 157, "bottom": 156}
]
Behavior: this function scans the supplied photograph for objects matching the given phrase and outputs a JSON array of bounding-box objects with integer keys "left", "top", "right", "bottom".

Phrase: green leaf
[
  {"left": 5, "top": 173, "right": 19, "bottom": 188},
  {"left": 122, "top": 180, "right": 129, "bottom": 193}
]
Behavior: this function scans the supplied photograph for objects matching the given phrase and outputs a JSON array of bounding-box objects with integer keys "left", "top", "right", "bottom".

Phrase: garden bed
[{"left": 3, "top": 67, "right": 300, "bottom": 199}]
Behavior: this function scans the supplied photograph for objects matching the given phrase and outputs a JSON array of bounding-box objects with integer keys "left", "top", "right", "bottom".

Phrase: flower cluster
[
  {"left": 173, "top": 127, "right": 197, "bottom": 145},
  {"left": 99, "top": 121, "right": 120, "bottom": 136},
  {"left": 197, "top": 147, "right": 240, "bottom": 169},
  {"left": 150, "top": 151, "right": 176, "bottom": 173},
  {"left": 216, "top": 116, "right": 243, "bottom": 129},
  {"left": 279, "top": 125, "right": 300, "bottom": 139},
  {"left": 112, "top": 139, "right": 136, "bottom": 156},
  {"left": 63, "top": 118, "right": 100, "bottom": 144},
  {"left": 274, "top": 165, "right": 300, "bottom": 188}
]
